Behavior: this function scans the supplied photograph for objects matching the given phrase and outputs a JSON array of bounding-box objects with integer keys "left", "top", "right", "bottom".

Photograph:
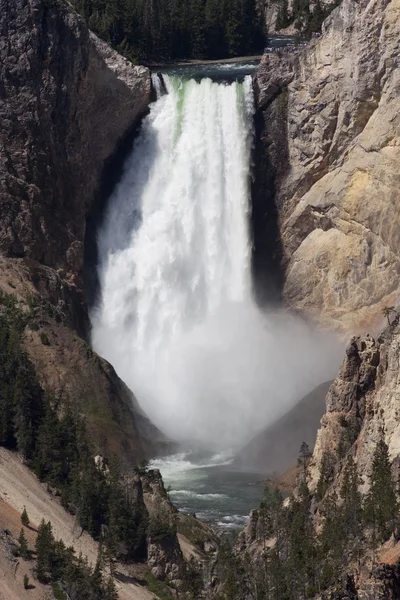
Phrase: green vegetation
[
  {"left": 147, "top": 516, "right": 176, "bottom": 542},
  {"left": 23, "top": 574, "right": 29, "bottom": 589},
  {"left": 142, "top": 570, "right": 175, "bottom": 600},
  {"left": 70, "top": 0, "right": 264, "bottom": 62},
  {"left": 364, "top": 435, "right": 398, "bottom": 543},
  {"left": 315, "top": 450, "right": 335, "bottom": 500},
  {"left": 247, "top": 439, "right": 400, "bottom": 599},
  {"left": 18, "top": 528, "right": 30, "bottom": 559},
  {"left": 272, "top": 0, "right": 340, "bottom": 37},
  {"left": 34, "top": 519, "right": 119, "bottom": 599},
  {"left": 0, "top": 292, "right": 148, "bottom": 564},
  {"left": 40, "top": 331, "right": 50, "bottom": 345},
  {"left": 21, "top": 506, "right": 30, "bottom": 527}
]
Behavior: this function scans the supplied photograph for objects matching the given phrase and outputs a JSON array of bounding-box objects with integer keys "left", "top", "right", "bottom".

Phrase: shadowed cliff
[{"left": 0, "top": 0, "right": 170, "bottom": 464}]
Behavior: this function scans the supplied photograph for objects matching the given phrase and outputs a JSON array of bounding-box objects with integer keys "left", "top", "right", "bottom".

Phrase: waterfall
[{"left": 91, "top": 73, "right": 339, "bottom": 451}]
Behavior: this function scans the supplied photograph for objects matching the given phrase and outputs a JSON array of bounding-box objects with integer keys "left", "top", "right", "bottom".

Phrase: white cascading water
[{"left": 91, "top": 74, "right": 339, "bottom": 452}]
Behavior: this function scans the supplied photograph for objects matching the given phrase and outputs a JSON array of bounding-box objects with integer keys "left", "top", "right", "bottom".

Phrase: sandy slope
[{"left": 0, "top": 448, "right": 155, "bottom": 600}]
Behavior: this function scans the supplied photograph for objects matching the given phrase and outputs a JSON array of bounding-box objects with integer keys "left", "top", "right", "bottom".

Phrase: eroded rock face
[
  {"left": 0, "top": 0, "right": 151, "bottom": 331},
  {"left": 0, "top": 0, "right": 163, "bottom": 463},
  {"left": 140, "top": 470, "right": 186, "bottom": 584},
  {"left": 307, "top": 320, "right": 400, "bottom": 499},
  {"left": 254, "top": 0, "right": 400, "bottom": 334}
]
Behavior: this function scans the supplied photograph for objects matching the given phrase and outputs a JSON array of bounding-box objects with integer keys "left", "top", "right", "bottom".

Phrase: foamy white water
[
  {"left": 91, "top": 73, "right": 340, "bottom": 451},
  {"left": 149, "top": 451, "right": 261, "bottom": 530}
]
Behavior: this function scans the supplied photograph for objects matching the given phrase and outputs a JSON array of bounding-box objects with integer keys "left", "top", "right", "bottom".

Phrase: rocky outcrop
[
  {"left": 254, "top": 0, "right": 400, "bottom": 334},
  {"left": 309, "top": 322, "right": 400, "bottom": 495},
  {"left": 235, "top": 320, "right": 400, "bottom": 599},
  {"left": 0, "top": 0, "right": 151, "bottom": 333}
]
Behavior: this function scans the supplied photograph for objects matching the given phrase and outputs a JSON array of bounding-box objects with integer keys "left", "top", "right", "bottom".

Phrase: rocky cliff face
[
  {"left": 308, "top": 321, "right": 400, "bottom": 597},
  {"left": 0, "top": 0, "right": 164, "bottom": 464},
  {"left": 310, "top": 323, "right": 400, "bottom": 495},
  {"left": 254, "top": 0, "right": 400, "bottom": 335},
  {"left": 235, "top": 319, "right": 400, "bottom": 599},
  {"left": 0, "top": 0, "right": 150, "bottom": 333}
]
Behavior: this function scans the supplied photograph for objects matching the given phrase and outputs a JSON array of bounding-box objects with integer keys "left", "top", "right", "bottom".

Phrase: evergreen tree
[
  {"left": 319, "top": 492, "right": 346, "bottom": 588},
  {"left": 18, "top": 528, "right": 29, "bottom": 559},
  {"left": 286, "top": 480, "right": 317, "bottom": 597},
  {"left": 292, "top": 0, "right": 310, "bottom": 32},
  {"left": 91, "top": 541, "right": 105, "bottom": 592},
  {"left": 340, "top": 457, "right": 363, "bottom": 539},
  {"left": 104, "top": 575, "right": 119, "bottom": 600},
  {"left": 298, "top": 441, "right": 312, "bottom": 479},
  {"left": 364, "top": 436, "right": 398, "bottom": 543},
  {"left": 307, "top": 0, "right": 325, "bottom": 34},
  {"left": 189, "top": 0, "right": 207, "bottom": 58},
  {"left": 276, "top": 0, "right": 291, "bottom": 31},
  {"left": 70, "top": 0, "right": 264, "bottom": 61},
  {"left": 260, "top": 486, "right": 284, "bottom": 541},
  {"left": 35, "top": 520, "right": 54, "bottom": 583},
  {"left": 21, "top": 506, "right": 30, "bottom": 527},
  {"left": 316, "top": 451, "right": 335, "bottom": 500}
]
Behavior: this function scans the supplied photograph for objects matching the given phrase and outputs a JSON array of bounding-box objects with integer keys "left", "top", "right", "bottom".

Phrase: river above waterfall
[
  {"left": 155, "top": 59, "right": 260, "bottom": 82},
  {"left": 150, "top": 452, "right": 265, "bottom": 532}
]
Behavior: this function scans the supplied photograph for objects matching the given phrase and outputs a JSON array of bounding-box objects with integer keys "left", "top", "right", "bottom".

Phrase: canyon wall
[
  {"left": 254, "top": 0, "right": 400, "bottom": 335},
  {"left": 0, "top": 0, "right": 150, "bottom": 331},
  {"left": 0, "top": 0, "right": 164, "bottom": 463}
]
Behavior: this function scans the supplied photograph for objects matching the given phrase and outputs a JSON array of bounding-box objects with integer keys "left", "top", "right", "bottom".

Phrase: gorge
[
  {"left": 1, "top": 0, "right": 400, "bottom": 598},
  {"left": 88, "top": 67, "right": 341, "bottom": 527}
]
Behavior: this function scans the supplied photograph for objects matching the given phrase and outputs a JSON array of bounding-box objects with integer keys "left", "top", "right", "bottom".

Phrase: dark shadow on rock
[
  {"left": 250, "top": 80, "right": 290, "bottom": 307},
  {"left": 83, "top": 113, "right": 148, "bottom": 327},
  {"left": 114, "top": 571, "right": 144, "bottom": 584}
]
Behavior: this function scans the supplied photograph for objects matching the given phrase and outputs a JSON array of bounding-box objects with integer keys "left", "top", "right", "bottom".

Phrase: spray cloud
[{"left": 91, "top": 74, "right": 341, "bottom": 452}]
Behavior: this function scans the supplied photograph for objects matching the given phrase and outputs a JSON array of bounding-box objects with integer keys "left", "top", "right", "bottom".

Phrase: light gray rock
[{"left": 254, "top": 0, "right": 400, "bottom": 335}]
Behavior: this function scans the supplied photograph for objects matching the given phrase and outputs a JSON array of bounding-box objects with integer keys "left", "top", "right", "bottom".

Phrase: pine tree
[
  {"left": 316, "top": 451, "right": 335, "bottom": 500},
  {"left": 23, "top": 574, "right": 29, "bottom": 589},
  {"left": 340, "top": 456, "right": 363, "bottom": 539},
  {"left": 35, "top": 520, "right": 54, "bottom": 583},
  {"left": 365, "top": 436, "right": 398, "bottom": 543},
  {"left": 276, "top": 0, "right": 290, "bottom": 31},
  {"left": 21, "top": 506, "right": 30, "bottom": 527},
  {"left": 13, "top": 360, "right": 44, "bottom": 460},
  {"left": 308, "top": 0, "right": 325, "bottom": 34},
  {"left": 18, "top": 528, "right": 29, "bottom": 559},
  {"left": 190, "top": 0, "right": 207, "bottom": 58},
  {"left": 260, "top": 486, "right": 283, "bottom": 541},
  {"left": 298, "top": 441, "right": 312, "bottom": 479},
  {"left": 319, "top": 492, "right": 345, "bottom": 589},
  {"left": 104, "top": 575, "right": 119, "bottom": 600},
  {"left": 91, "top": 541, "right": 105, "bottom": 592}
]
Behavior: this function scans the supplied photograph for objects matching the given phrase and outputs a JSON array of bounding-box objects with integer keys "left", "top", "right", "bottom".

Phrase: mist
[
  {"left": 94, "top": 300, "right": 341, "bottom": 451},
  {"left": 91, "top": 73, "right": 342, "bottom": 453}
]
